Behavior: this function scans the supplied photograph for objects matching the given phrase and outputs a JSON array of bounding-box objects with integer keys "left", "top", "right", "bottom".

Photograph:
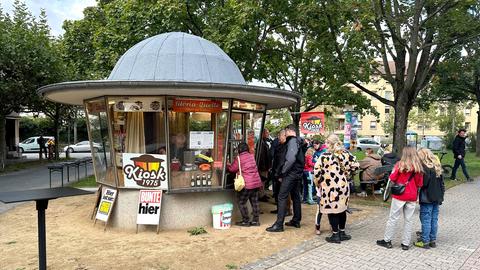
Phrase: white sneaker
[
  {"left": 356, "top": 191, "right": 367, "bottom": 197},
  {"left": 374, "top": 189, "right": 383, "bottom": 195}
]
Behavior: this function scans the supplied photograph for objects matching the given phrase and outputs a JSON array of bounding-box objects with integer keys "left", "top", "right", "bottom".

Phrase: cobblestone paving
[{"left": 243, "top": 180, "right": 480, "bottom": 270}]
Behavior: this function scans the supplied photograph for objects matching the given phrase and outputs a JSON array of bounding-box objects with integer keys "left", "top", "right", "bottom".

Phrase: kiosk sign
[
  {"left": 300, "top": 112, "right": 325, "bottom": 135},
  {"left": 122, "top": 153, "right": 168, "bottom": 189},
  {"left": 137, "top": 190, "right": 163, "bottom": 225}
]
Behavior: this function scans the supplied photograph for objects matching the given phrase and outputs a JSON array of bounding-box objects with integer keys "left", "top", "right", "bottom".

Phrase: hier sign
[{"left": 136, "top": 190, "right": 163, "bottom": 225}]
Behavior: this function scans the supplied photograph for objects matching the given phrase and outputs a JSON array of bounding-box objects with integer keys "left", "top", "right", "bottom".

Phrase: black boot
[
  {"left": 339, "top": 230, "right": 351, "bottom": 241},
  {"left": 325, "top": 232, "right": 341, "bottom": 244}
]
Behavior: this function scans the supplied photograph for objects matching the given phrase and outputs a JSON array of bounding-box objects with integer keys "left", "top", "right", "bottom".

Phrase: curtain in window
[{"left": 126, "top": 112, "right": 145, "bottom": 153}]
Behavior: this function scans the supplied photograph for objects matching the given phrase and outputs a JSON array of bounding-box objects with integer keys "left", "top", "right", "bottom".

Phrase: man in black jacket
[
  {"left": 266, "top": 124, "right": 303, "bottom": 232},
  {"left": 450, "top": 129, "right": 473, "bottom": 181},
  {"left": 270, "top": 129, "right": 287, "bottom": 214}
]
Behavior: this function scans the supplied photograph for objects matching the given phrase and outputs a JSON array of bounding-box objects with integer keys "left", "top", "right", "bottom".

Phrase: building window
[
  {"left": 385, "top": 106, "right": 390, "bottom": 114},
  {"left": 370, "top": 121, "right": 377, "bottom": 130},
  {"left": 355, "top": 121, "right": 362, "bottom": 130},
  {"left": 465, "top": 109, "right": 471, "bottom": 116},
  {"left": 336, "top": 119, "right": 345, "bottom": 131},
  {"left": 465, "top": 122, "right": 471, "bottom": 131},
  {"left": 384, "top": 91, "right": 393, "bottom": 100}
]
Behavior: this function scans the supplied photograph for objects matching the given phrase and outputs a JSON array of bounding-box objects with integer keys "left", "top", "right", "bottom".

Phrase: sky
[{"left": 1, "top": 0, "right": 97, "bottom": 36}]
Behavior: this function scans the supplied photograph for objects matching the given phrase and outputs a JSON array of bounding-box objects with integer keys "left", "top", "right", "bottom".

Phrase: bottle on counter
[
  {"left": 190, "top": 175, "right": 196, "bottom": 187},
  {"left": 196, "top": 175, "right": 201, "bottom": 187},
  {"left": 202, "top": 174, "right": 207, "bottom": 186},
  {"left": 207, "top": 174, "right": 212, "bottom": 186}
]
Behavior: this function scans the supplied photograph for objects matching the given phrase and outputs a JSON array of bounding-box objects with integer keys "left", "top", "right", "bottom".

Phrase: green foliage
[
  {"left": 187, "top": 226, "right": 207, "bottom": 236},
  {"left": 70, "top": 175, "right": 97, "bottom": 188},
  {"left": 19, "top": 117, "right": 54, "bottom": 140},
  {"left": 265, "top": 109, "right": 291, "bottom": 136},
  {"left": 468, "top": 132, "right": 476, "bottom": 153},
  {"left": 225, "top": 264, "right": 238, "bottom": 270},
  {"left": 381, "top": 113, "right": 394, "bottom": 136}
]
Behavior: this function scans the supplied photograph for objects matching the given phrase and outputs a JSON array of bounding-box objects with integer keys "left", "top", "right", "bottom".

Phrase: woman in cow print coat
[{"left": 314, "top": 134, "right": 359, "bottom": 244}]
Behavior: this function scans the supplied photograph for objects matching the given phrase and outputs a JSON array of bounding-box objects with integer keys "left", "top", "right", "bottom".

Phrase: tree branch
[{"left": 349, "top": 80, "right": 394, "bottom": 106}]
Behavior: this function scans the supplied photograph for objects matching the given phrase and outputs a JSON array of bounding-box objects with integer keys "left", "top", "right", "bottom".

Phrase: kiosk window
[
  {"left": 85, "top": 98, "right": 114, "bottom": 186},
  {"left": 167, "top": 97, "right": 229, "bottom": 190},
  {"left": 108, "top": 97, "right": 166, "bottom": 188}
]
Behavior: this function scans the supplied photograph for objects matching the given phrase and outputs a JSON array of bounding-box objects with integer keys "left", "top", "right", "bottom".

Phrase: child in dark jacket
[
  {"left": 415, "top": 148, "right": 445, "bottom": 249},
  {"left": 227, "top": 142, "right": 263, "bottom": 227}
]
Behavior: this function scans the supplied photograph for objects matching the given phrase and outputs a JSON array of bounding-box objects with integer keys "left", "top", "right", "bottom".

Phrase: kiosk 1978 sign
[{"left": 122, "top": 153, "right": 168, "bottom": 189}]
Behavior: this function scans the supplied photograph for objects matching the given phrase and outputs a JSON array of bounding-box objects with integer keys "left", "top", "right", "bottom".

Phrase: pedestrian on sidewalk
[
  {"left": 450, "top": 129, "right": 473, "bottom": 181},
  {"left": 415, "top": 148, "right": 445, "bottom": 249},
  {"left": 314, "top": 134, "right": 359, "bottom": 243},
  {"left": 266, "top": 124, "right": 303, "bottom": 232},
  {"left": 270, "top": 130, "right": 292, "bottom": 216},
  {"left": 302, "top": 148, "right": 316, "bottom": 205},
  {"left": 377, "top": 146, "right": 424, "bottom": 250},
  {"left": 227, "top": 142, "right": 263, "bottom": 227}
]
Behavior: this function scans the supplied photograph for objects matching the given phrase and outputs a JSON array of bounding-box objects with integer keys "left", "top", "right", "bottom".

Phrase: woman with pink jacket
[{"left": 228, "top": 142, "right": 263, "bottom": 227}]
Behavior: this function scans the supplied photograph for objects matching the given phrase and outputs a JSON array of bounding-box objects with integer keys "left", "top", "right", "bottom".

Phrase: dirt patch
[{"left": 0, "top": 194, "right": 379, "bottom": 270}]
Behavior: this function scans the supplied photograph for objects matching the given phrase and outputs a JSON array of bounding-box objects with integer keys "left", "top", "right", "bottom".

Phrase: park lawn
[{"left": 69, "top": 175, "right": 97, "bottom": 188}]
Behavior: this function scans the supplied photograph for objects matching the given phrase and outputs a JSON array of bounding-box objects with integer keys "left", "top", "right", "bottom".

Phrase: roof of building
[{"left": 108, "top": 32, "right": 246, "bottom": 85}]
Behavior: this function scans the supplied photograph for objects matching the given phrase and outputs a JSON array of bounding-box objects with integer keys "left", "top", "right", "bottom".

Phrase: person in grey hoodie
[{"left": 266, "top": 124, "right": 304, "bottom": 232}]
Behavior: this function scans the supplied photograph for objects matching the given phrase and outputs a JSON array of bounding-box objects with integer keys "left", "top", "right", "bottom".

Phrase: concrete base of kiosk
[{"left": 106, "top": 187, "right": 236, "bottom": 230}]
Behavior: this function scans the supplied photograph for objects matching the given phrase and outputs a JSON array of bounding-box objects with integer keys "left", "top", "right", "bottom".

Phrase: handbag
[
  {"left": 234, "top": 156, "right": 245, "bottom": 191},
  {"left": 391, "top": 172, "right": 415, "bottom": 196}
]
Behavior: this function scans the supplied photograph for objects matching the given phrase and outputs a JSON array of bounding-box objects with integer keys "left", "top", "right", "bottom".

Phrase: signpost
[
  {"left": 136, "top": 190, "right": 163, "bottom": 233},
  {"left": 94, "top": 188, "right": 117, "bottom": 231}
]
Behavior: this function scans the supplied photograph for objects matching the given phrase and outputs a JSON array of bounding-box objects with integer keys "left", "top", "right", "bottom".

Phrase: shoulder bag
[
  {"left": 391, "top": 172, "right": 415, "bottom": 196},
  {"left": 234, "top": 156, "right": 245, "bottom": 191}
]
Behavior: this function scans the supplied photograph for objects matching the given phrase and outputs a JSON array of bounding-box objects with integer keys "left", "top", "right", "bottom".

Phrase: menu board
[{"left": 189, "top": 131, "right": 214, "bottom": 149}]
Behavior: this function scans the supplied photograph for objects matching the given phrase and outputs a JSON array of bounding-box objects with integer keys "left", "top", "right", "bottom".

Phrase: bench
[
  {"left": 47, "top": 157, "right": 93, "bottom": 188},
  {"left": 47, "top": 164, "right": 65, "bottom": 188},
  {"left": 359, "top": 165, "right": 393, "bottom": 198}
]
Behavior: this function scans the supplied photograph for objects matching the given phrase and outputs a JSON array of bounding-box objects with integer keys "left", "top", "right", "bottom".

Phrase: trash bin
[{"left": 211, "top": 203, "right": 233, "bottom": 229}]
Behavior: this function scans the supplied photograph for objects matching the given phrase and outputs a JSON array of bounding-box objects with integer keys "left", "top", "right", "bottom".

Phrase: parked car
[
  {"left": 64, "top": 141, "right": 101, "bottom": 153},
  {"left": 18, "top": 136, "right": 54, "bottom": 153},
  {"left": 357, "top": 137, "right": 381, "bottom": 151}
]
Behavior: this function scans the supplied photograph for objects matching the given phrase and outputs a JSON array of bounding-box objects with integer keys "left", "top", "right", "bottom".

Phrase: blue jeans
[
  {"left": 420, "top": 203, "right": 440, "bottom": 243},
  {"left": 302, "top": 171, "right": 314, "bottom": 203}
]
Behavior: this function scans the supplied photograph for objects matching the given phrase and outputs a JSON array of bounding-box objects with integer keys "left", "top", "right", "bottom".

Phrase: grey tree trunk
[
  {"left": 476, "top": 109, "right": 480, "bottom": 157},
  {"left": 392, "top": 102, "right": 410, "bottom": 154},
  {"left": 0, "top": 114, "right": 6, "bottom": 171}
]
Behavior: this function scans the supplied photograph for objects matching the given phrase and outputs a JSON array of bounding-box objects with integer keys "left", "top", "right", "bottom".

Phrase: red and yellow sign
[
  {"left": 300, "top": 112, "right": 325, "bottom": 135},
  {"left": 172, "top": 99, "right": 222, "bottom": 113}
]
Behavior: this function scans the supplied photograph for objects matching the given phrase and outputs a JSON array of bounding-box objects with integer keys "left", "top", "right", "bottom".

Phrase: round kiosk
[{"left": 38, "top": 32, "right": 299, "bottom": 230}]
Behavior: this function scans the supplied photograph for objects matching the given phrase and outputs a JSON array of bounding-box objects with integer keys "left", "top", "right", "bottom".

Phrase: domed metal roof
[{"left": 108, "top": 32, "right": 246, "bottom": 85}]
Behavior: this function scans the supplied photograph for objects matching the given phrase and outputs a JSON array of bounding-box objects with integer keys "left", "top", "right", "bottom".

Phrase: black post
[{"left": 36, "top": 200, "right": 49, "bottom": 270}]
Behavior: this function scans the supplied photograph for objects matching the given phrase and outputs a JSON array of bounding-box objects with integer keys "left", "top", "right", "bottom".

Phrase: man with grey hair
[{"left": 266, "top": 124, "right": 303, "bottom": 232}]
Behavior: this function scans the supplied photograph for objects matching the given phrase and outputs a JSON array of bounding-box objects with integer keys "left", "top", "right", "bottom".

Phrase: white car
[
  {"left": 357, "top": 138, "right": 381, "bottom": 151},
  {"left": 19, "top": 136, "right": 54, "bottom": 153},
  {"left": 64, "top": 141, "right": 101, "bottom": 153}
]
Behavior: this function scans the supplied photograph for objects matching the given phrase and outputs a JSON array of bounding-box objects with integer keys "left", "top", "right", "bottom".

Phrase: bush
[
  {"left": 187, "top": 227, "right": 207, "bottom": 236},
  {"left": 443, "top": 132, "right": 456, "bottom": 150}
]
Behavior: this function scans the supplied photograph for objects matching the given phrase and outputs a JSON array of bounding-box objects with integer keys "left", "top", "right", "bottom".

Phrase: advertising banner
[
  {"left": 344, "top": 112, "right": 352, "bottom": 149},
  {"left": 122, "top": 153, "right": 168, "bottom": 189},
  {"left": 137, "top": 190, "right": 163, "bottom": 225},
  {"left": 172, "top": 98, "right": 222, "bottom": 113},
  {"left": 113, "top": 97, "right": 163, "bottom": 112},
  {"left": 189, "top": 131, "right": 214, "bottom": 149},
  {"left": 95, "top": 188, "right": 117, "bottom": 222},
  {"left": 300, "top": 112, "right": 325, "bottom": 135}
]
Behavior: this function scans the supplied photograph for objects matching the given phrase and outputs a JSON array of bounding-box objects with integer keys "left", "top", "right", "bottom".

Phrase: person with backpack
[
  {"left": 227, "top": 142, "right": 263, "bottom": 227},
  {"left": 414, "top": 148, "right": 445, "bottom": 249},
  {"left": 377, "top": 146, "right": 424, "bottom": 250},
  {"left": 266, "top": 124, "right": 303, "bottom": 232},
  {"left": 314, "top": 134, "right": 359, "bottom": 243}
]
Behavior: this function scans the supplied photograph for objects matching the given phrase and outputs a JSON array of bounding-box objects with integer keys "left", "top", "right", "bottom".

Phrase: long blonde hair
[
  {"left": 326, "top": 134, "right": 344, "bottom": 155},
  {"left": 418, "top": 148, "right": 442, "bottom": 177},
  {"left": 397, "top": 146, "right": 423, "bottom": 173}
]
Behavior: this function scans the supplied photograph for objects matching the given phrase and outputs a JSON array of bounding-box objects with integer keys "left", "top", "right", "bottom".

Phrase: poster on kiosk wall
[
  {"left": 137, "top": 190, "right": 163, "bottom": 225},
  {"left": 122, "top": 153, "right": 168, "bottom": 190}
]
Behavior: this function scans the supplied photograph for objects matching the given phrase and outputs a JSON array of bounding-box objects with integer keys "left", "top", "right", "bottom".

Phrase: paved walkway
[
  {"left": 0, "top": 159, "right": 94, "bottom": 214},
  {"left": 243, "top": 180, "right": 480, "bottom": 270}
]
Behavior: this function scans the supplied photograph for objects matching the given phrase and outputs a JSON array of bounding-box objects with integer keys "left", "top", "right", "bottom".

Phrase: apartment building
[{"left": 329, "top": 76, "right": 478, "bottom": 139}]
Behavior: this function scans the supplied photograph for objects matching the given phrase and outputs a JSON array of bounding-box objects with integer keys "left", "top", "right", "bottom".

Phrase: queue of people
[{"left": 227, "top": 126, "right": 450, "bottom": 250}]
